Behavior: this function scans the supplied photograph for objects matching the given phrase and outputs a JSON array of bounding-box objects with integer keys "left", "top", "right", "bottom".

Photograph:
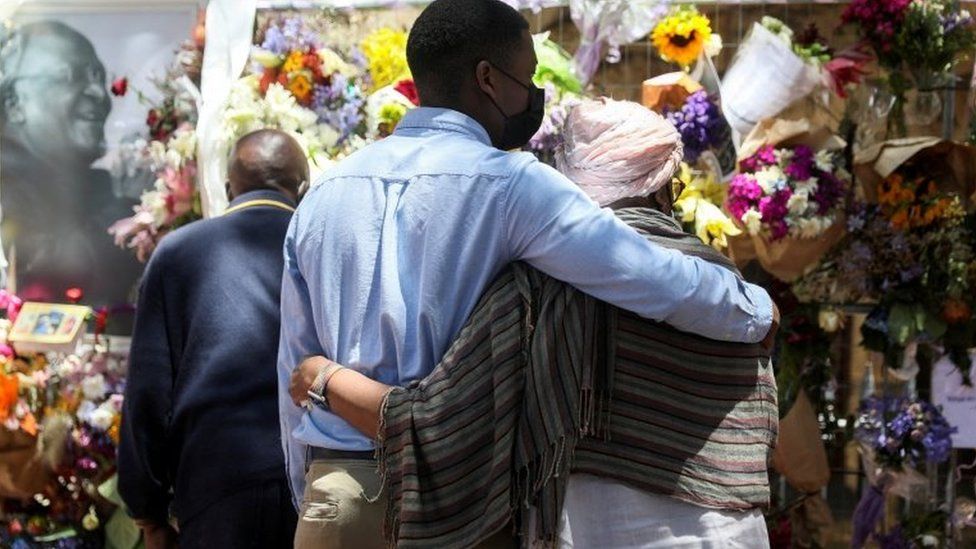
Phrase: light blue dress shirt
[{"left": 277, "top": 107, "right": 773, "bottom": 504}]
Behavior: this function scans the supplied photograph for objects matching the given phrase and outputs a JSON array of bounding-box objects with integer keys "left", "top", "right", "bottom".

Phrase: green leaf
[
  {"left": 105, "top": 508, "right": 142, "bottom": 549},
  {"left": 888, "top": 303, "right": 917, "bottom": 345}
]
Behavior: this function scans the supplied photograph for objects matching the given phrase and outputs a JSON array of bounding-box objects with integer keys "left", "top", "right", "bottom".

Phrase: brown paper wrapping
[
  {"left": 739, "top": 97, "right": 845, "bottom": 161},
  {"left": 0, "top": 429, "right": 49, "bottom": 500},
  {"left": 789, "top": 496, "right": 834, "bottom": 548},
  {"left": 641, "top": 72, "right": 702, "bottom": 113},
  {"left": 726, "top": 99, "right": 848, "bottom": 282},
  {"left": 727, "top": 217, "right": 847, "bottom": 283},
  {"left": 854, "top": 137, "right": 976, "bottom": 209},
  {"left": 772, "top": 391, "right": 831, "bottom": 493}
]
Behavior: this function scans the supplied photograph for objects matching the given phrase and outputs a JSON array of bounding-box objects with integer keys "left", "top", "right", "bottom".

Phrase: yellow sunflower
[{"left": 651, "top": 7, "right": 713, "bottom": 68}]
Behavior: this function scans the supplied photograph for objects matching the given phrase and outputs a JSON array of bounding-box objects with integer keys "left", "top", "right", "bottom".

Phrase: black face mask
[{"left": 485, "top": 63, "right": 545, "bottom": 151}]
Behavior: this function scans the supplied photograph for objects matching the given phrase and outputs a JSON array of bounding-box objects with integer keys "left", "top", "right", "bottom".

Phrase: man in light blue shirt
[{"left": 278, "top": 1, "right": 776, "bottom": 546}]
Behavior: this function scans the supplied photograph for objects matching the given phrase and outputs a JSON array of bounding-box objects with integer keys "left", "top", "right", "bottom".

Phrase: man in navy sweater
[{"left": 118, "top": 129, "right": 308, "bottom": 548}]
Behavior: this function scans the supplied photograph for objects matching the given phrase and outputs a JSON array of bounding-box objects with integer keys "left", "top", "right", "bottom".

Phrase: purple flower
[
  {"left": 741, "top": 145, "right": 777, "bottom": 172},
  {"left": 262, "top": 17, "right": 319, "bottom": 54},
  {"left": 726, "top": 174, "right": 764, "bottom": 218},
  {"left": 313, "top": 74, "right": 365, "bottom": 142},
  {"left": 813, "top": 172, "right": 846, "bottom": 215},
  {"left": 664, "top": 90, "right": 723, "bottom": 163},
  {"left": 261, "top": 26, "right": 288, "bottom": 55}
]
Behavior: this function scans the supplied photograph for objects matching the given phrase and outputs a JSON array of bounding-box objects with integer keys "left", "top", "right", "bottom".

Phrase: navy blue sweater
[{"left": 118, "top": 190, "right": 295, "bottom": 524}]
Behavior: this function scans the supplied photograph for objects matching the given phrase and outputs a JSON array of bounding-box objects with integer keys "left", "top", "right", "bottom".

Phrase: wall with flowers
[{"left": 3, "top": 0, "right": 976, "bottom": 547}]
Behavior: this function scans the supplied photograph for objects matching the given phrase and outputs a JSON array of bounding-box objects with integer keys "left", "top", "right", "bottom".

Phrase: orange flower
[
  {"left": 108, "top": 414, "right": 122, "bottom": 445},
  {"left": 943, "top": 299, "right": 972, "bottom": 324},
  {"left": 890, "top": 209, "right": 910, "bottom": 230},
  {"left": 0, "top": 373, "right": 18, "bottom": 422},
  {"left": 287, "top": 74, "right": 313, "bottom": 105}
]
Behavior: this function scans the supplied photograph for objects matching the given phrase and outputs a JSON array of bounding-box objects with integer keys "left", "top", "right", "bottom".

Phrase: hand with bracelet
[{"left": 289, "top": 356, "right": 392, "bottom": 439}]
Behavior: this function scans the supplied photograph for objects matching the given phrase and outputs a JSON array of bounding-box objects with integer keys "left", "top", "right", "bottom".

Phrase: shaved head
[{"left": 227, "top": 129, "right": 308, "bottom": 201}]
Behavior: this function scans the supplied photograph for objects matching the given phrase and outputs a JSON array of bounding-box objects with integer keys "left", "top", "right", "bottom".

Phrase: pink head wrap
[{"left": 556, "top": 97, "right": 684, "bottom": 207}]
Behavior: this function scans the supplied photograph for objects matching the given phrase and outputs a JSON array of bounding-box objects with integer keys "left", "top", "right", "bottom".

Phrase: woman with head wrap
[{"left": 547, "top": 97, "right": 774, "bottom": 549}]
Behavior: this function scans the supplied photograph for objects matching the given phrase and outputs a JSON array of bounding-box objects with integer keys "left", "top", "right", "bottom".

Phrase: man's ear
[{"left": 474, "top": 60, "right": 499, "bottom": 101}]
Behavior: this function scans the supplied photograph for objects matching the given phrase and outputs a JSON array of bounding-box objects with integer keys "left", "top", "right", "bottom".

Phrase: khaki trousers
[{"left": 294, "top": 459, "right": 517, "bottom": 549}]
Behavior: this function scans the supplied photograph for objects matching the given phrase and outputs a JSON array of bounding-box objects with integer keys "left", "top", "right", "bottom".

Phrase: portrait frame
[{"left": 1, "top": 0, "right": 199, "bottom": 315}]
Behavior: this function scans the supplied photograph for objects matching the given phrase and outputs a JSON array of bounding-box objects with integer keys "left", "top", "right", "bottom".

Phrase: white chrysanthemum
[
  {"left": 754, "top": 166, "right": 785, "bottom": 194},
  {"left": 787, "top": 189, "right": 810, "bottom": 215},
  {"left": 774, "top": 148, "right": 795, "bottom": 166},
  {"left": 814, "top": 149, "right": 834, "bottom": 173},
  {"left": 795, "top": 177, "right": 819, "bottom": 195},
  {"left": 742, "top": 208, "right": 763, "bottom": 235},
  {"left": 168, "top": 128, "right": 198, "bottom": 162},
  {"left": 82, "top": 374, "right": 108, "bottom": 401},
  {"left": 263, "top": 83, "right": 318, "bottom": 132}
]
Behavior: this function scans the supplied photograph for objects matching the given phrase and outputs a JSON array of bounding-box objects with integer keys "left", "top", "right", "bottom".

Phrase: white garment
[{"left": 557, "top": 474, "right": 769, "bottom": 549}]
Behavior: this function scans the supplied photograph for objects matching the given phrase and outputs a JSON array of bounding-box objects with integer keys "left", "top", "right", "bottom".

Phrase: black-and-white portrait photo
[{"left": 0, "top": 1, "right": 197, "bottom": 311}]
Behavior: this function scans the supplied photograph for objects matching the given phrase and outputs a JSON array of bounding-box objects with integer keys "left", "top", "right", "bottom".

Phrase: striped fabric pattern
[{"left": 377, "top": 209, "right": 778, "bottom": 548}]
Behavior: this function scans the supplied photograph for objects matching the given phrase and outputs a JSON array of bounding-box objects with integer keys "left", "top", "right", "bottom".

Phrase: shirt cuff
[{"left": 742, "top": 283, "right": 774, "bottom": 344}]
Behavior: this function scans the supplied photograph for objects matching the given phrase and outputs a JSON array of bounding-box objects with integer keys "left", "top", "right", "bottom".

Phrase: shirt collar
[
  {"left": 228, "top": 189, "right": 296, "bottom": 210},
  {"left": 394, "top": 107, "right": 492, "bottom": 146}
]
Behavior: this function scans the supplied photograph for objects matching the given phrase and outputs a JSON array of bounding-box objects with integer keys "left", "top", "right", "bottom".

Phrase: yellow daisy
[{"left": 651, "top": 7, "right": 713, "bottom": 68}]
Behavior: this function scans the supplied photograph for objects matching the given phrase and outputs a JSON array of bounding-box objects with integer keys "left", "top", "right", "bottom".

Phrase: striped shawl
[{"left": 377, "top": 208, "right": 778, "bottom": 548}]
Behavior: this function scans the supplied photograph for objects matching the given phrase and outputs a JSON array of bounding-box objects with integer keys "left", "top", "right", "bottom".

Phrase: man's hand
[
  {"left": 760, "top": 301, "right": 780, "bottom": 351},
  {"left": 136, "top": 520, "right": 177, "bottom": 549},
  {"left": 289, "top": 355, "right": 333, "bottom": 407}
]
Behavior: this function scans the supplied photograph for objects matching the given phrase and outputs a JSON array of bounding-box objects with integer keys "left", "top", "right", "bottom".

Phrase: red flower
[
  {"left": 394, "top": 79, "right": 420, "bottom": 106},
  {"left": 65, "top": 287, "right": 84, "bottom": 304},
  {"left": 111, "top": 77, "right": 128, "bottom": 97},
  {"left": 147, "top": 109, "right": 160, "bottom": 129},
  {"left": 94, "top": 307, "right": 109, "bottom": 336},
  {"left": 259, "top": 68, "right": 278, "bottom": 95},
  {"left": 825, "top": 46, "right": 872, "bottom": 98}
]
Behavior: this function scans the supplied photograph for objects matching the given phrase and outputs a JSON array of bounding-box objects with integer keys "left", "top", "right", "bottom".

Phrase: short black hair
[{"left": 407, "top": 0, "right": 529, "bottom": 103}]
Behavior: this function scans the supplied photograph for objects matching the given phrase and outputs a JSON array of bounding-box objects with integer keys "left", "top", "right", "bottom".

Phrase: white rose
[
  {"left": 76, "top": 400, "right": 97, "bottom": 424},
  {"left": 81, "top": 374, "right": 108, "bottom": 401},
  {"left": 742, "top": 209, "right": 763, "bottom": 235},
  {"left": 88, "top": 403, "right": 116, "bottom": 432}
]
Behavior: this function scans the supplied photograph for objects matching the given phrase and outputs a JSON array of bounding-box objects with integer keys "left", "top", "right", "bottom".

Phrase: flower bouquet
[
  {"left": 843, "top": 0, "right": 976, "bottom": 133},
  {"left": 250, "top": 17, "right": 365, "bottom": 148},
  {"left": 109, "top": 24, "right": 204, "bottom": 263},
  {"left": 360, "top": 28, "right": 418, "bottom": 139},
  {"left": 109, "top": 126, "right": 200, "bottom": 262},
  {"left": 851, "top": 395, "right": 956, "bottom": 547},
  {"left": 672, "top": 163, "right": 740, "bottom": 250},
  {"left": 725, "top": 143, "right": 849, "bottom": 281},
  {"left": 720, "top": 20, "right": 824, "bottom": 141}
]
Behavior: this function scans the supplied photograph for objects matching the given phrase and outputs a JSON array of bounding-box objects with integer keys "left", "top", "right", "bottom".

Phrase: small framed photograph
[{"left": 8, "top": 302, "right": 92, "bottom": 353}]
